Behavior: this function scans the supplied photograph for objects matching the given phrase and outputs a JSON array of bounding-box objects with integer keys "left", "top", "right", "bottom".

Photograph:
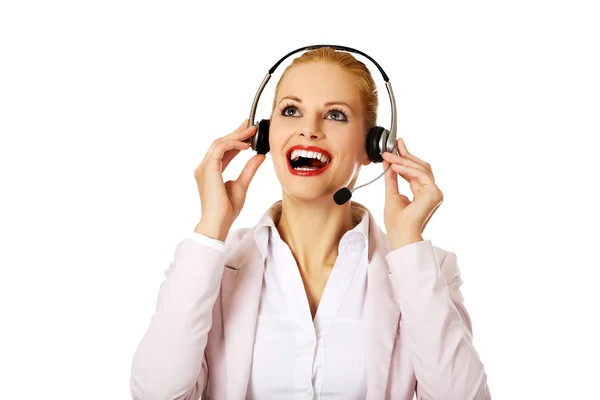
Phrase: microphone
[{"left": 333, "top": 163, "right": 392, "bottom": 205}]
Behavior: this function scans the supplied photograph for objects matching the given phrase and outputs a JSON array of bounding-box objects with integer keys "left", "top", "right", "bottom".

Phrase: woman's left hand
[{"left": 382, "top": 138, "right": 444, "bottom": 249}]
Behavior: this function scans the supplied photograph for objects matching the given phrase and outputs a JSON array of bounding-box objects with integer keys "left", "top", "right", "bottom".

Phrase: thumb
[
  {"left": 236, "top": 154, "right": 266, "bottom": 190},
  {"left": 383, "top": 161, "right": 399, "bottom": 198}
]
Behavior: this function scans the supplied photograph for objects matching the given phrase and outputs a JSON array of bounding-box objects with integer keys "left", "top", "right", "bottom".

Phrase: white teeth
[{"left": 289, "top": 149, "right": 330, "bottom": 164}]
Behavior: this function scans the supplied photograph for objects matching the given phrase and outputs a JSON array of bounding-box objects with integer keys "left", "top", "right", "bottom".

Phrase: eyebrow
[{"left": 279, "top": 95, "right": 354, "bottom": 113}]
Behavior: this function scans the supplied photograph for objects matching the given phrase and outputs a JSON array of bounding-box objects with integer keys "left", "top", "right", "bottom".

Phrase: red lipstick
[{"left": 286, "top": 145, "right": 333, "bottom": 177}]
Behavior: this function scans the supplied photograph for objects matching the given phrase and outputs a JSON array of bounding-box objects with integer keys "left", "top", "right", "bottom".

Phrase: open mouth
[
  {"left": 289, "top": 150, "right": 330, "bottom": 170},
  {"left": 286, "top": 147, "right": 333, "bottom": 176}
]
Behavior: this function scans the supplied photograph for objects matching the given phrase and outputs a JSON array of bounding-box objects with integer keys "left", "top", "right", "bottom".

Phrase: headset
[{"left": 244, "top": 44, "right": 398, "bottom": 205}]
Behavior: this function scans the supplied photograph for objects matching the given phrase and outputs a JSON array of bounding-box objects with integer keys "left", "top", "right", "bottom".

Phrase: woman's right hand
[{"left": 194, "top": 119, "right": 266, "bottom": 241}]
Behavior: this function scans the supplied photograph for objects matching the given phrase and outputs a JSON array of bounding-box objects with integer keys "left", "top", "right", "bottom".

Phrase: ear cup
[
  {"left": 255, "top": 119, "right": 270, "bottom": 155},
  {"left": 366, "top": 126, "right": 388, "bottom": 163}
]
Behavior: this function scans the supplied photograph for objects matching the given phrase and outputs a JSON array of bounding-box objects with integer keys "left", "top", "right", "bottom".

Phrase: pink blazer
[{"left": 130, "top": 204, "right": 491, "bottom": 400}]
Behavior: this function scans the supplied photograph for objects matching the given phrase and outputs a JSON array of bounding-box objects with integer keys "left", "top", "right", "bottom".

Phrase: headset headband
[{"left": 248, "top": 44, "right": 397, "bottom": 147}]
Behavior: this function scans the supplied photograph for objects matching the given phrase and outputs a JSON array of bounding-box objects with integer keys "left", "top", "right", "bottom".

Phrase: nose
[
  {"left": 299, "top": 131, "right": 322, "bottom": 140},
  {"left": 298, "top": 118, "right": 324, "bottom": 141}
]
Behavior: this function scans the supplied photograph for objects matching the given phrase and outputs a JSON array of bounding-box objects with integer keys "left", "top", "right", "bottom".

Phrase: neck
[{"left": 275, "top": 194, "right": 357, "bottom": 273}]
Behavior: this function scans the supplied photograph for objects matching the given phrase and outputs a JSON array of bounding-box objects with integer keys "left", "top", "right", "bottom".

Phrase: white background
[{"left": 1, "top": 0, "right": 599, "bottom": 398}]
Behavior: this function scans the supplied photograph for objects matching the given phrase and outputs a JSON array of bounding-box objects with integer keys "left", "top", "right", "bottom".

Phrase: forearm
[
  {"left": 387, "top": 240, "right": 490, "bottom": 399},
  {"left": 130, "top": 239, "right": 225, "bottom": 398}
]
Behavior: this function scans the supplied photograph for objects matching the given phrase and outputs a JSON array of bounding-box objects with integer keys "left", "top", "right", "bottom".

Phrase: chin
[
  {"left": 278, "top": 176, "right": 355, "bottom": 205},
  {"left": 281, "top": 187, "right": 334, "bottom": 203},
  {"left": 272, "top": 157, "right": 357, "bottom": 202}
]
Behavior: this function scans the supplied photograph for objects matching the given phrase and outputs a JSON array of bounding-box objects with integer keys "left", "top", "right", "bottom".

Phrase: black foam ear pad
[
  {"left": 366, "top": 126, "right": 387, "bottom": 163},
  {"left": 255, "top": 119, "right": 270, "bottom": 155}
]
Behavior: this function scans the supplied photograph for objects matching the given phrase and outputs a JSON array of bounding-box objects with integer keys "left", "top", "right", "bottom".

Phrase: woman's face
[{"left": 269, "top": 62, "right": 370, "bottom": 202}]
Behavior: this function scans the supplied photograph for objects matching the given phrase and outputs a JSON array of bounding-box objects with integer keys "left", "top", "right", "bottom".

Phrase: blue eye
[
  {"left": 281, "top": 105, "right": 300, "bottom": 117},
  {"left": 280, "top": 103, "right": 348, "bottom": 122},
  {"left": 327, "top": 109, "right": 348, "bottom": 121}
]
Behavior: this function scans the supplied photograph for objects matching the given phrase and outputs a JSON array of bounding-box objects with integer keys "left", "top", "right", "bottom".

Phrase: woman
[{"left": 130, "top": 47, "right": 491, "bottom": 399}]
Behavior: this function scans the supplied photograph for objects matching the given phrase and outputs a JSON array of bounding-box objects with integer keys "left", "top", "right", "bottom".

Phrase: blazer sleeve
[
  {"left": 130, "top": 239, "right": 226, "bottom": 400},
  {"left": 386, "top": 239, "right": 491, "bottom": 400}
]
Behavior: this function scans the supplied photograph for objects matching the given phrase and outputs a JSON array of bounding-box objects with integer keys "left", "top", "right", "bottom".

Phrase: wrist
[
  {"left": 195, "top": 220, "right": 229, "bottom": 242},
  {"left": 387, "top": 231, "right": 423, "bottom": 251}
]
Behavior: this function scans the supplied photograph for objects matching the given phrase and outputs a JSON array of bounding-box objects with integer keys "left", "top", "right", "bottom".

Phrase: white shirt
[{"left": 191, "top": 206, "right": 370, "bottom": 400}]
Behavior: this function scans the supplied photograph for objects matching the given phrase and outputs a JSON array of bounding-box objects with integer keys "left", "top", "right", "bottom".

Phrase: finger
[
  {"left": 227, "top": 123, "right": 257, "bottom": 141},
  {"left": 389, "top": 163, "right": 433, "bottom": 187},
  {"left": 382, "top": 151, "right": 433, "bottom": 179},
  {"left": 389, "top": 163, "right": 442, "bottom": 206},
  {"left": 219, "top": 125, "right": 259, "bottom": 171},
  {"left": 395, "top": 138, "right": 432, "bottom": 172},
  {"left": 383, "top": 160, "right": 399, "bottom": 197},
  {"left": 205, "top": 139, "right": 251, "bottom": 171},
  {"left": 236, "top": 154, "right": 267, "bottom": 190},
  {"left": 230, "top": 119, "right": 250, "bottom": 134},
  {"left": 221, "top": 148, "right": 241, "bottom": 172}
]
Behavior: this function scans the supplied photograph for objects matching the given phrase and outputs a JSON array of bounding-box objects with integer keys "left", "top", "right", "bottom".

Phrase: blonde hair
[{"left": 271, "top": 47, "right": 379, "bottom": 130}]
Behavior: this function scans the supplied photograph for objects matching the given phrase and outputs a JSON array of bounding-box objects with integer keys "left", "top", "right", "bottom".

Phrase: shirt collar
[{"left": 253, "top": 200, "right": 370, "bottom": 261}]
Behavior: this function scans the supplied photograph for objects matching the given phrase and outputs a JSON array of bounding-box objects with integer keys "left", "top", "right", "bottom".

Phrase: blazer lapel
[
  {"left": 365, "top": 215, "right": 401, "bottom": 399},
  {"left": 218, "top": 203, "right": 400, "bottom": 399},
  {"left": 221, "top": 234, "right": 265, "bottom": 400}
]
